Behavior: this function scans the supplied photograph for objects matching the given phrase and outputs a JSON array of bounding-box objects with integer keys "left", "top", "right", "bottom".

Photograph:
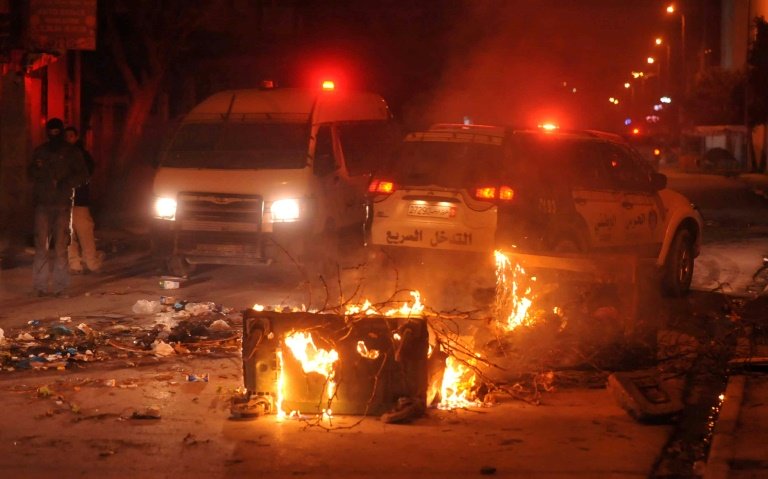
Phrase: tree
[
  {"left": 684, "top": 67, "right": 744, "bottom": 126},
  {"left": 101, "top": 1, "right": 209, "bottom": 178}
]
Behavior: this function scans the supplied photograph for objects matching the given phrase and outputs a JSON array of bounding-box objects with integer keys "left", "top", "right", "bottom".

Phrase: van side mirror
[{"left": 651, "top": 172, "right": 667, "bottom": 191}]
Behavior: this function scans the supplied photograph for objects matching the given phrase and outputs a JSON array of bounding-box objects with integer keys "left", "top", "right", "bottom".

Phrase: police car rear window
[{"left": 389, "top": 139, "right": 503, "bottom": 187}]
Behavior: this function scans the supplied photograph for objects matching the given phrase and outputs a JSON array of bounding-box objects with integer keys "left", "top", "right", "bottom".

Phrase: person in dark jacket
[
  {"left": 27, "top": 118, "right": 88, "bottom": 297},
  {"left": 65, "top": 126, "right": 103, "bottom": 274}
]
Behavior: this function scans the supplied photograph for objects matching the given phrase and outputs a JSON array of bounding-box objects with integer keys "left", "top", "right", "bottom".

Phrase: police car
[{"left": 366, "top": 124, "right": 703, "bottom": 296}]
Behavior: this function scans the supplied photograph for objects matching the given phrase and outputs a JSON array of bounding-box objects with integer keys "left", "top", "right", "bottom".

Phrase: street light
[{"left": 666, "top": 3, "right": 686, "bottom": 93}]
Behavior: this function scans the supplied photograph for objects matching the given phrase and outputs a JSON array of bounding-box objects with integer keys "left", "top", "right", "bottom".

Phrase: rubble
[{"left": 0, "top": 297, "right": 242, "bottom": 372}]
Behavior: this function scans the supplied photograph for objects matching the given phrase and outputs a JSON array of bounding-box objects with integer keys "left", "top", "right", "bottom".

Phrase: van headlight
[
  {"left": 154, "top": 197, "right": 177, "bottom": 220},
  {"left": 270, "top": 198, "right": 301, "bottom": 223}
]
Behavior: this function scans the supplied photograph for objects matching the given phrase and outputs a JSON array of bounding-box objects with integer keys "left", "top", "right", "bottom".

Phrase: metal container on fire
[{"left": 242, "top": 309, "right": 428, "bottom": 416}]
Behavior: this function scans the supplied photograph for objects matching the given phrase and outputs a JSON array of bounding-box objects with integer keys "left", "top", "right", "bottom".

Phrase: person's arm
[{"left": 61, "top": 147, "right": 89, "bottom": 190}]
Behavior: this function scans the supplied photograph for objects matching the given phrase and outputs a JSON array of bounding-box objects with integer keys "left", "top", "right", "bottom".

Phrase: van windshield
[{"left": 162, "top": 122, "right": 309, "bottom": 169}]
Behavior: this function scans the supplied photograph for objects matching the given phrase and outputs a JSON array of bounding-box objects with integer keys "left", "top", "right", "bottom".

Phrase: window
[
  {"left": 337, "top": 121, "right": 400, "bottom": 176},
  {"left": 602, "top": 144, "right": 652, "bottom": 191},
  {"left": 313, "top": 125, "right": 335, "bottom": 176},
  {"left": 387, "top": 139, "right": 504, "bottom": 188},
  {"left": 164, "top": 122, "right": 308, "bottom": 169}
]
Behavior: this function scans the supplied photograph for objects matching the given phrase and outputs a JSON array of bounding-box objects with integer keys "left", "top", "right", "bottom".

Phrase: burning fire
[
  {"left": 494, "top": 250, "right": 537, "bottom": 331},
  {"left": 279, "top": 331, "right": 339, "bottom": 418},
  {"left": 439, "top": 355, "right": 480, "bottom": 409}
]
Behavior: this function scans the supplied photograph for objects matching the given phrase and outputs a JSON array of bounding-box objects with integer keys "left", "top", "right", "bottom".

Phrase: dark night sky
[
  {"left": 399, "top": 0, "right": 676, "bottom": 130},
  {"left": 95, "top": 0, "right": 685, "bottom": 133}
]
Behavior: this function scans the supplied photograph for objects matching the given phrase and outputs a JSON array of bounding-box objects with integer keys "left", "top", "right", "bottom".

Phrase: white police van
[{"left": 152, "top": 81, "right": 396, "bottom": 275}]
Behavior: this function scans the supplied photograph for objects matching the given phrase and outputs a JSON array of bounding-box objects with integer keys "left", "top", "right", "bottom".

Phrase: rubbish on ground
[
  {"left": 184, "top": 302, "right": 217, "bottom": 316},
  {"left": 131, "top": 406, "right": 161, "bottom": 420},
  {"left": 0, "top": 328, "right": 4, "bottom": 344},
  {"left": 151, "top": 340, "right": 175, "bottom": 357},
  {"left": 208, "top": 319, "right": 231, "bottom": 331},
  {"left": 132, "top": 300, "right": 162, "bottom": 315},
  {"left": 160, "top": 296, "right": 175, "bottom": 305},
  {"left": 49, "top": 325, "right": 74, "bottom": 337},
  {"left": 186, "top": 373, "right": 209, "bottom": 382},
  {"left": 159, "top": 279, "right": 180, "bottom": 289},
  {"left": 59, "top": 316, "right": 71, "bottom": 323}
]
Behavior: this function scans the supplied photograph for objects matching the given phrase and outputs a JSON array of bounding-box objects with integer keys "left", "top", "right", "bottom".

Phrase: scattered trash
[
  {"left": 184, "top": 302, "right": 217, "bottom": 316},
  {"left": 104, "top": 379, "right": 116, "bottom": 387},
  {"left": 131, "top": 406, "right": 161, "bottom": 420},
  {"left": 186, "top": 373, "right": 209, "bottom": 382},
  {"left": 229, "top": 393, "right": 271, "bottom": 420},
  {"left": 208, "top": 319, "right": 231, "bottom": 331},
  {"left": 159, "top": 277, "right": 181, "bottom": 289},
  {"left": 0, "top": 328, "right": 4, "bottom": 345},
  {"left": 160, "top": 296, "right": 175, "bottom": 306},
  {"left": 151, "top": 340, "right": 175, "bottom": 357},
  {"left": 17, "top": 332, "right": 35, "bottom": 341},
  {"left": 59, "top": 316, "right": 72, "bottom": 323},
  {"left": 132, "top": 300, "right": 162, "bottom": 315},
  {"left": 49, "top": 325, "right": 74, "bottom": 337}
]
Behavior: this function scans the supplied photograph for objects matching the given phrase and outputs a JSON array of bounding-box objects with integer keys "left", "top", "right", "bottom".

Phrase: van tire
[{"left": 661, "top": 229, "right": 694, "bottom": 297}]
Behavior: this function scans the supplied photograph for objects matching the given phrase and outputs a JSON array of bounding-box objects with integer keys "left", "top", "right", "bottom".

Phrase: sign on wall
[{"left": 29, "top": 0, "right": 97, "bottom": 51}]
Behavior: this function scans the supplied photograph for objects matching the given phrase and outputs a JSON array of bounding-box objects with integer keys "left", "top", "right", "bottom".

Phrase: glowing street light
[
  {"left": 647, "top": 56, "right": 656, "bottom": 64},
  {"left": 624, "top": 82, "right": 631, "bottom": 89},
  {"left": 655, "top": 37, "right": 663, "bottom": 46}
]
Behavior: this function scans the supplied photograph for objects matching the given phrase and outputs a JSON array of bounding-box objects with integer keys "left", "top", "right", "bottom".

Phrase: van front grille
[{"left": 177, "top": 192, "right": 263, "bottom": 232}]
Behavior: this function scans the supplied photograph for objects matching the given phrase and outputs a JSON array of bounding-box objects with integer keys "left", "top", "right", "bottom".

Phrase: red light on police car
[
  {"left": 321, "top": 80, "right": 335, "bottom": 91},
  {"left": 368, "top": 179, "right": 395, "bottom": 194},
  {"left": 499, "top": 186, "right": 515, "bottom": 201},
  {"left": 475, "top": 186, "right": 496, "bottom": 200}
]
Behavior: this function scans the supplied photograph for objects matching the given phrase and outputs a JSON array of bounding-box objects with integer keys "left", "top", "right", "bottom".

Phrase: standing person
[
  {"left": 27, "top": 118, "right": 88, "bottom": 297},
  {"left": 65, "top": 126, "right": 103, "bottom": 274}
]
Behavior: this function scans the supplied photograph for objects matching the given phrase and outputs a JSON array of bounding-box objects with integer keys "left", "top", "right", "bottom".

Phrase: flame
[
  {"left": 494, "top": 250, "right": 536, "bottom": 331},
  {"left": 384, "top": 290, "right": 424, "bottom": 317},
  {"left": 344, "top": 290, "right": 425, "bottom": 318},
  {"left": 276, "top": 349, "right": 286, "bottom": 420},
  {"left": 283, "top": 331, "right": 338, "bottom": 401},
  {"left": 356, "top": 340, "right": 380, "bottom": 359},
  {"left": 345, "top": 299, "right": 377, "bottom": 316},
  {"left": 439, "top": 355, "right": 480, "bottom": 409}
]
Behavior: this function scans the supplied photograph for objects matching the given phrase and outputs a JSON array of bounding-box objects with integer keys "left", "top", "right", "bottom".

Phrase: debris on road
[{"left": 0, "top": 298, "right": 242, "bottom": 372}]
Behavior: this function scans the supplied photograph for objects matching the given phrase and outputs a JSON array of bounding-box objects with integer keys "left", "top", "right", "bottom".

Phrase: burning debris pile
[
  {"left": 0, "top": 301, "right": 241, "bottom": 372},
  {"left": 232, "top": 248, "right": 659, "bottom": 426}
]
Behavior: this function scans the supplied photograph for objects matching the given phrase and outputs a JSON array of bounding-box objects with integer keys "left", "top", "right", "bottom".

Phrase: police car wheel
[{"left": 662, "top": 229, "right": 694, "bottom": 297}]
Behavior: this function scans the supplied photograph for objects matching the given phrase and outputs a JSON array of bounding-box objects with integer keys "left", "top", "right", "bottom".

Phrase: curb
[{"left": 703, "top": 374, "right": 746, "bottom": 479}]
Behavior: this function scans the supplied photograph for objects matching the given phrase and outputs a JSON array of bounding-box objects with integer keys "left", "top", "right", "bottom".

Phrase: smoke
[{"left": 402, "top": 0, "right": 663, "bottom": 131}]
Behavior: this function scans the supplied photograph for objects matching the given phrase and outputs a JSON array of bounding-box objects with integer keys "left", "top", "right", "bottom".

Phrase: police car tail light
[
  {"left": 499, "top": 186, "right": 515, "bottom": 201},
  {"left": 368, "top": 179, "right": 396, "bottom": 195},
  {"left": 474, "top": 186, "right": 514, "bottom": 202},
  {"left": 475, "top": 187, "right": 496, "bottom": 200}
]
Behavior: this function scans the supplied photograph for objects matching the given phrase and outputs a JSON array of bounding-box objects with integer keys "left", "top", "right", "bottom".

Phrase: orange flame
[
  {"left": 439, "top": 355, "right": 480, "bottom": 409},
  {"left": 494, "top": 250, "right": 536, "bottom": 331},
  {"left": 279, "top": 331, "right": 339, "bottom": 418}
]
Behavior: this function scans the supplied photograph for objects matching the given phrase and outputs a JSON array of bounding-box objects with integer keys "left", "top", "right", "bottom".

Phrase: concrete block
[{"left": 608, "top": 369, "right": 684, "bottom": 422}]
